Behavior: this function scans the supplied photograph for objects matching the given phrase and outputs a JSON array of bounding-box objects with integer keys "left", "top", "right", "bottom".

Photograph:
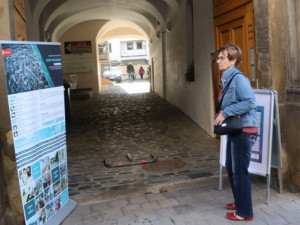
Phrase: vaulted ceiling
[{"left": 26, "top": 0, "right": 181, "bottom": 41}]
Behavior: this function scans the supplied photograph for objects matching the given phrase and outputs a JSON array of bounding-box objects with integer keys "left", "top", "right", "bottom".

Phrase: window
[
  {"left": 186, "top": 0, "right": 194, "bottom": 66},
  {"left": 127, "top": 42, "right": 133, "bottom": 50},
  {"left": 137, "top": 42, "right": 142, "bottom": 49},
  {"left": 99, "top": 44, "right": 106, "bottom": 55},
  {"left": 109, "top": 43, "right": 112, "bottom": 53}
]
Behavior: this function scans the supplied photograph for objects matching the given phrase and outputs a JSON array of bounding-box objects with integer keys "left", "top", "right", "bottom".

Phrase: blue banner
[{"left": 1, "top": 41, "right": 73, "bottom": 225}]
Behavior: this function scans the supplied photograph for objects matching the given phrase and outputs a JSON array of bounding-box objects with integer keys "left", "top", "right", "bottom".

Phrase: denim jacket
[{"left": 220, "top": 67, "right": 257, "bottom": 127}]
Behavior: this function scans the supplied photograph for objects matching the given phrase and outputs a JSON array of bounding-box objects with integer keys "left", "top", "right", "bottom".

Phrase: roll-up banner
[{"left": 0, "top": 41, "right": 76, "bottom": 225}]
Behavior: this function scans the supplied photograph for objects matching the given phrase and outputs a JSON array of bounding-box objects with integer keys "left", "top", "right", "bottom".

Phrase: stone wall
[
  {"left": 1, "top": 130, "right": 24, "bottom": 225},
  {"left": 253, "top": 0, "right": 300, "bottom": 188},
  {"left": 0, "top": 1, "right": 24, "bottom": 223},
  {"left": 253, "top": 0, "right": 271, "bottom": 90},
  {"left": 0, "top": 145, "right": 4, "bottom": 225},
  {"left": 285, "top": 0, "right": 300, "bottom": 189}
]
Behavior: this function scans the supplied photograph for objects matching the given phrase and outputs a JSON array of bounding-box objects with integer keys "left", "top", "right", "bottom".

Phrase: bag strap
[{"left": 216, "top": 73, "right": 239, "bottom": 113}]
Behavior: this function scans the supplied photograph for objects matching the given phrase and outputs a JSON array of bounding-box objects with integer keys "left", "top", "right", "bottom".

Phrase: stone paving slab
[{"left": 62, "top": 177, "right": 300, "bottom": 225}]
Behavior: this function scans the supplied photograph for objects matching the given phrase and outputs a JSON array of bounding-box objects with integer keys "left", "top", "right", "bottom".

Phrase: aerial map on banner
[{"left": 1, "top": 41, "right": 69, "bottom": 225}]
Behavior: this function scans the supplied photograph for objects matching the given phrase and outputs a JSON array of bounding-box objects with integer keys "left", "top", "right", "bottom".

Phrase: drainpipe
[{"left": 162, "top": 31, "right": 167, "bottom": 98}]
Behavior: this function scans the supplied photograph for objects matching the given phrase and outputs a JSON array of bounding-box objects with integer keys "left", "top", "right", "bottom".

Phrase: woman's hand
[{"left": 214, "top": 110, "right": 225, "bottom": 125}]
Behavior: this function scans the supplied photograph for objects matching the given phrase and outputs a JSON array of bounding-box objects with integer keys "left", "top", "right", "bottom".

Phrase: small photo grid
[{"left": 18, "top": 148, "right": 69, "bottom": 225}]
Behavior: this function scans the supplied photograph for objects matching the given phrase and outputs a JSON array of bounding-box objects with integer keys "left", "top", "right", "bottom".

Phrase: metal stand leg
[
  {"left": 278, "top": 168, "right": 283, "bottom": 194},
  {"left": 266, "top": 174, "right": 270, "bottom": 204},
  {"left": 219, "top": 165, "right": 223, "bottom": 191}
]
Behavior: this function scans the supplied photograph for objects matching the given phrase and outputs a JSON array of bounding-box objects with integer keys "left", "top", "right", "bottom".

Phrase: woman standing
[
  {"left": 139, "top": 66, "right": 145, "bottom": 80},
  {"left": 214, "top": 44, "right": 258, "bottom": 221}
]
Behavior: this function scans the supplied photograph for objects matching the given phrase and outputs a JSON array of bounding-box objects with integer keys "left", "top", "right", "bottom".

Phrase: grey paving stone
[
  {"left": 170, "top": 212, "right": 210, "bottom": 225},
  {"left": 172, "top": 204, "right": 196, "bottom": 215},
  {"left": 62, "top": 213, "right": 83, "bottom": 225},
  {"left": 121, "top": 204, "right": 143, "bottom": 216},
  {"left": 109, "top": 198, "right": 129, "bottom": 208},
  {"left": 90, "top": 201, "right": 113, "bottom": 212},
  {"left": 114, "top": 214, "right": 139, "bottom": 224},
  {"left": 83, "top": 219, "right": 117, "bottom": 225},
  {"left": 279, "top": 210, "right": 300, "bottom": 224},
  {"left": 98, "top": 207, "right": 123, "bottom": 220},
  {"left": 150, "top": 217, "right": 177, "bottom": 225},
  {"left": 276, "top": 200, "right": 300, "bottom": 211},
  {"left": 145, "top": 193, "right": 167, "bottom": 202},
  {"left": 128, "top": 196, "right": 149, "bottom": 205},
  {"left": 261, "top": 214, "right": 289, "bottom": 225},
  {"left": 72, "top": 205, "right": 92, "bottom": 217},
  {"left": 260, "top": 204, "right": 288, "bottom": 215},
  {"left": 141, "top": 201, "right": 161, "bottom": 211},
  {"left": 158, "top": 198, "right": 180, "bottom": 208},
  {"left": 140, "top": 207, "right": 178, "bottom": 222}
]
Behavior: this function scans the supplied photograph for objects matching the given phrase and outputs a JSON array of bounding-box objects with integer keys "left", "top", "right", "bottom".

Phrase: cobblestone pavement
[
  {"left": 63, "top": 82, "right": 300, "bottom": 225},
  {"left": 66, "top": 82, "right": 220, "bottom": 201}
]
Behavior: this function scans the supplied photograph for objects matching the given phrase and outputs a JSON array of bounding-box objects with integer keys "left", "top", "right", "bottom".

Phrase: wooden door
[
  {"left": 14, "top": 0, "right": 27, "bottom": 41},
  {"left": 213, "top": 0, "right": 257, "bottom": 105}
]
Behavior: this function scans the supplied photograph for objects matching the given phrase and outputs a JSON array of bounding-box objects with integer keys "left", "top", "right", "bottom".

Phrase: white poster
[
  {"left": 1, "top": 41, "right": 75, "bottom": 225},
  {"left": 220, "top": 90, "right": 275, "bottom": 176}
]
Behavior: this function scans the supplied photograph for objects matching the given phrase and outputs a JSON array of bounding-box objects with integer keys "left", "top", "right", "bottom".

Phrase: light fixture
[
  {"left": 166, "top": 22, "right": 172, "bottom": 32},
  {"left": 156, "top": 31, "right": 161, "bottom": 39}
]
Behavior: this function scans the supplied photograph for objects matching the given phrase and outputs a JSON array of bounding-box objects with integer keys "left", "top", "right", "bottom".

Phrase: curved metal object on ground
[{"left": 104, "top": 153, "right": 157, "bottom": 168}]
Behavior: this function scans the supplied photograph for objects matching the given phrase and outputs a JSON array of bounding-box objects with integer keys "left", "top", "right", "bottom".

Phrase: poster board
[
  {"left": 1, "top": 41, "right": 76, "bottom": 225},
  {"left": 69, "top": 74, "right": 77, "bottom": 89},
  {"left": 62, "top": 54, "right": 93, "bottom": 73},
  {"left": 219, "top": 89, "right": 282, "bottom": 202},
  {"left": 64, "top": 41, "right": 92, "bottom": 54}
]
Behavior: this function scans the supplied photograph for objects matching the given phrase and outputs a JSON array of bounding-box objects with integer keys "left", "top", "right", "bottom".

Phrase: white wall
[
  {"left": 109, "top": 39, "right": 121, "bottom": 61},
  {"left": 191, "top": 0, "right": 216, "bottom": 135},
  {"left": 150, "top": 0, "right": 215, "bottom": 135},
  {"left": 150, "top": 37, "right": 164, "bottom": 98}
]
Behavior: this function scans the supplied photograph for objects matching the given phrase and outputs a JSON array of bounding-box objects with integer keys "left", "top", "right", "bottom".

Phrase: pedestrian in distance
[
  {"left": 139, "top": 66, "right": 145, "bottom": 80},
  {"left": 127, "top": 63, "right": 135, "bottom": 83},
  {"left": 214, "top": 44, "right": 258, "bottom": 221}
]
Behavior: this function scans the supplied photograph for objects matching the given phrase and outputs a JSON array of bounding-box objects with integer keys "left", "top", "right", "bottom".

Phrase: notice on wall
[
  {"left": 1, "top": 41, "right": 76, "bottom": 225},
  {"left": 62, "top": 54, "right": 93, "bottom": 73}
]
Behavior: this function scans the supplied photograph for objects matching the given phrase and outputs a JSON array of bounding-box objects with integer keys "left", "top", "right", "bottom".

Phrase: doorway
[{"left": 213, "top": 0, "right": 257, "bottom": 105}]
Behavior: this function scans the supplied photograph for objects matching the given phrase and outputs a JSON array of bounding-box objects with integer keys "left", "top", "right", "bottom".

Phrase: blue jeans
[
  {"left": 128, "top": 73, "right": 134, "bottom": 83},
  {"left": 225, "top": 132, "right": 257, "bottom": 218}
]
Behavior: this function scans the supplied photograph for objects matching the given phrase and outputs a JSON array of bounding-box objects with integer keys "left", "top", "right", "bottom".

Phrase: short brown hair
[{"left": 217, "top": 44, "right": 242, "bottom": 67}]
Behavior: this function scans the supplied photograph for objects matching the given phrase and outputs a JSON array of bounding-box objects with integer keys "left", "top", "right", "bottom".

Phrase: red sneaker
[
  {"left": 226, "top": 212, "right": 253, "bottom": 221},
  {"left": 225, "top": 203, "right": 236, "bottom": 210}
]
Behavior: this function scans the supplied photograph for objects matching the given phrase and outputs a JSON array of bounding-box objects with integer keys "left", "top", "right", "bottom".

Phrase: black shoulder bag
[{"left": 214, "top": 73, "right": 243, "bottom": 135}]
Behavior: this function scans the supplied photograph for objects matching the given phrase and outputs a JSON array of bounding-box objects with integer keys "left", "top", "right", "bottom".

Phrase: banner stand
[
  {"left": 1, "top": 40, "right": 78, "bottom": 224},
  {"left": 44, "top": 200, "right": 77, "bottom": 225},
  {"left": 218, "top": 90, "right": 283, "bottom": 204}
]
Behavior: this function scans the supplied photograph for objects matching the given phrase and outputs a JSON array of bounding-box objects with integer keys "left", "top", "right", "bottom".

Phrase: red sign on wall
[{"left": 64, "top": 41, "right": 92, "bottom": 54}]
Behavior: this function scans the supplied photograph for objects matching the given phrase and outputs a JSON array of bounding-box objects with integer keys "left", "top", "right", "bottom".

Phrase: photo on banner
[{"left": 0, "top": 40, "right": 72, "bottom": 225}]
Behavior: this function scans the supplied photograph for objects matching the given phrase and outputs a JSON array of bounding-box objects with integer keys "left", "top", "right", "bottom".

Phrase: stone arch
[{"left": 51, "top": 7, "right": 154, "bottom": 42}]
